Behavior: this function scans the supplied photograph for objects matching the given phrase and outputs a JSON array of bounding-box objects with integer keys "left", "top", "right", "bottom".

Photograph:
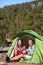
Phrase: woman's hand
[{"left": 22, "top": 50, "right": 26, "bottom": 54}]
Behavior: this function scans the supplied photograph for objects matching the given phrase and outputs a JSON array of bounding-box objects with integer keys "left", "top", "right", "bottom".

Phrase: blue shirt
[{"left": 27, "top": 45, "right": 35, "bottom": 55}]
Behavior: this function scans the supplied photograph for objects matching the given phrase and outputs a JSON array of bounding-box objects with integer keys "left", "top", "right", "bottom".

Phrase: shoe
[{"left": 6, "top": 56, "right": 11, "bottom": 62}]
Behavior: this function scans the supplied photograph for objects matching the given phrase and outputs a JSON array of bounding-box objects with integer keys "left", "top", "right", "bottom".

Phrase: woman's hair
[{"left": 17, "top": 38, "right": 23, "bottom": 47}]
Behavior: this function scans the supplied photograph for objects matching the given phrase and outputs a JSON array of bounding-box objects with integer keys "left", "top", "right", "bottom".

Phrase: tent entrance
[{"left": 20, "top": 34, "right": 35, "bottom": 48}]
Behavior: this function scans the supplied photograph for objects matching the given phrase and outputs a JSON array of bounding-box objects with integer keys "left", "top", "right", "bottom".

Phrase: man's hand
[{"left": 28, "top": 51, "right": 32, "bottom": 56}]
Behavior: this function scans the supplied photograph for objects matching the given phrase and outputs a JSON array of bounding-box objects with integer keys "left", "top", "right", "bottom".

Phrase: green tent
[{"left": 7, "top": 30, "right": 43, "bottom": 64}]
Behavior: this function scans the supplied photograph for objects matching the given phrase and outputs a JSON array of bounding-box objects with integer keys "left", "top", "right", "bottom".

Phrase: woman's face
[
  {"left": 28, "top": 40, "right": 33, "bottom": 47},
  {"left": 18, "top": 40, "right": 22, "bottom": 47}
]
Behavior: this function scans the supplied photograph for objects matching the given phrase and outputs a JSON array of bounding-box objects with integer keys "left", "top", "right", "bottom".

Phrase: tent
[{"left": 7, "top": 30, "right": 43, "bottom": 64}]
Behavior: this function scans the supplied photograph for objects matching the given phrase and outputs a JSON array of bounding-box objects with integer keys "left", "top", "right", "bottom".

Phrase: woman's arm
[{"left": 14, "top": 46, "right": 18, "bottom": 56}]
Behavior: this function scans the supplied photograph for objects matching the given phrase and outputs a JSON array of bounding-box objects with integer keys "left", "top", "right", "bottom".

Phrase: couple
[{"left": 7, "top": 38, "right": 35, "bottom": 62}]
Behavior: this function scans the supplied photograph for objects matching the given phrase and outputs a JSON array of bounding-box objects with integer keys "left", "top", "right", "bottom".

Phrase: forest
[{"left": 0, "top": 0, "right": 43, "bottom": 46}]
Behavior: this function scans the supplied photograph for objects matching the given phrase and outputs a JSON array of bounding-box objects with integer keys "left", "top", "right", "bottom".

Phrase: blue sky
[{"left": 0, "top": 0, "right": 34, "bottom": 8}]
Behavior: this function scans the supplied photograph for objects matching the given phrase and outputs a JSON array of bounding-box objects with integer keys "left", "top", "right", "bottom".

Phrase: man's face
[{"left": 28, "top": 40, "right": 33, "bottom": 46}]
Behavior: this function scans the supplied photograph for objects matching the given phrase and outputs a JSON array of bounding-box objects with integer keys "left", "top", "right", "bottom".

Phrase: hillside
[{"left": 0, "top": 0, "right": 43, "bottom": 46}]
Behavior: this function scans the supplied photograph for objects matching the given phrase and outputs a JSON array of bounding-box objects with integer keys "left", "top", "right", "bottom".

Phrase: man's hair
[{"left": 28, "top": 38, "right": 35, "bottom": 44}]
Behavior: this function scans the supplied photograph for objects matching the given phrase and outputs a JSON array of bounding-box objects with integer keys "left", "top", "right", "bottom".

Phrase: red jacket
[{"left": 16, "top": 45, "right": 26, "bottom": 56}]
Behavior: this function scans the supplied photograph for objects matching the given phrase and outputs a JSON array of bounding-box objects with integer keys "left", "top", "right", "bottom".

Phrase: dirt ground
[
  {"left": 0, "top": 53, "right": 43, "bottom": 65},
  {"left": 7, "top": 62, "right": 43, "bottom": 65}
]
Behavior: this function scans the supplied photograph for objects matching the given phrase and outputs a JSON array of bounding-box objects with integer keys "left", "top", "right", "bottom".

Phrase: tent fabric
[{"left": 7, "top": 30, "right": 43, "bottom": 64}]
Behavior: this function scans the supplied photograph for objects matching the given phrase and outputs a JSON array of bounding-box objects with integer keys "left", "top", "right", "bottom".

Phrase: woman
[
  {"left": 6, "top": 38, "right": 26, "bottom": 62},
  {"left": 14, "top": 38, "right": 26, "bottom": 56}
]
